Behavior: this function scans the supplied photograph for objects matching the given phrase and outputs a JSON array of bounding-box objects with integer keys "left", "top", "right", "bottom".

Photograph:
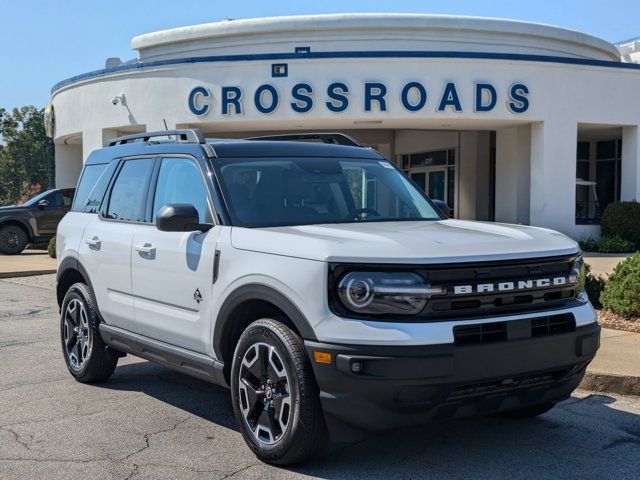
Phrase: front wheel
[
  {"left": 0, "top": 225, "right": 28, "bottom": 255},
  {"left": 230, "top": 319, "right": 327, "bottom": 465}
]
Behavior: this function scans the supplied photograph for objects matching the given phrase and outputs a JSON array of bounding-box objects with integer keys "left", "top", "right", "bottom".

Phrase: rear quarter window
[{"left": 72, "top": 162, "right": 117, "bottom": 213}]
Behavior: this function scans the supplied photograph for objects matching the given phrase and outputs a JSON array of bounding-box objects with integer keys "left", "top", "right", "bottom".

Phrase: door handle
[
  {"left": 135, "top": 243, "right": 156, "bottom": 256},
  {"left": 85, "top": 236, "right": 101, "bottom": 249}
]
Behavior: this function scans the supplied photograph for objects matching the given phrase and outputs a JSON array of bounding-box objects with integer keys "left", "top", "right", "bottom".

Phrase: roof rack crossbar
[
  {"left": 244, "top": 133, "right": 362, "bottom": 147},
  {"left": 105, "top": 129, "right": 205, "bottom": 147}
]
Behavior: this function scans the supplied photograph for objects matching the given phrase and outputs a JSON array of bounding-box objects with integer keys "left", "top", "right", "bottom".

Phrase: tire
[
  {"left": 60, "top": 283, "right": 118, "bottom": 383},
  {"left": 231, "top": 319, "right": 327, "bottom": 465},
  {"left": 0, "top": 224, "right": 28, "bottom": 255},
  {"left": 503, "top": 401, "right": 556, "bottom": 419}
]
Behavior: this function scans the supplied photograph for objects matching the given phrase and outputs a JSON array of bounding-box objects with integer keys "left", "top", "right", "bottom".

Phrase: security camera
[{"left": 111, "top": 94, "right": 125, "bottom": 106}]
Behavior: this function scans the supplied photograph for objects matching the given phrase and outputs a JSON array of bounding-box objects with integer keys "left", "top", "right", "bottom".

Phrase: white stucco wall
[{"left": 50, "top": 14, "right": 640, "bottom": 240}]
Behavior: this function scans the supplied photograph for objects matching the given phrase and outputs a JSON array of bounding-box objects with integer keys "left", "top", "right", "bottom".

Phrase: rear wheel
[
  {"left": 503, "top": 401, "right": 556, "bottom": 419},
  {"left": 0, "top": 225, "right": 28, "bottom": 255},
  {"left": 231, "top": 319, "right": 327, "bottom": 465},
  {"left": 60, "top": 283, "right": 118, "bottom": 383}
]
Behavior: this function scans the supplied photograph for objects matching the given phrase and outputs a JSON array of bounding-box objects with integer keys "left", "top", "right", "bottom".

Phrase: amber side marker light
[{"left": 313, "top": 351, "right": 333, "bottom": 364}]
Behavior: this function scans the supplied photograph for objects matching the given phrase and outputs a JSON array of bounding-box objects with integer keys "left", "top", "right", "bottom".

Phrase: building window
[
  {"left": 402, "top": 148, "right": 456, "bottom": 214},
  {"left": 575, "top": 139, "right": 622, "bottom": 224}
]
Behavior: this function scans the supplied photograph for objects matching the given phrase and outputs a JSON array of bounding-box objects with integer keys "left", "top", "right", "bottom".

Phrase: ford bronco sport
[{"left": 56, "top": 129, "right": 600, "bottom": 465}]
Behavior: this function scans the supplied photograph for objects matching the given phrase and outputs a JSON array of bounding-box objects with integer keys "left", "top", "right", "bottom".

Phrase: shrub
[
  {"left": 601, "top": 201, "right": 640, "bottom": 249},
  {"left": 582, "top": 263, "right": 606, "bottom": 308},
  {"left": 47, "top": 236, "right": 56, "bottom": 259},
  {"left": 601, "top": 252, "right": 640, "bottom": 317},
  {"left": 597, "top": 235, "right": 636, "bottom": 253},
  {"left": 578, "top": 237, "right": 599, "bottom": 252}
]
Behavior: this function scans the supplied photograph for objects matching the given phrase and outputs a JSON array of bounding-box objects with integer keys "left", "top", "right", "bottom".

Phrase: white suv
[{"left": 56, "top": 130, "right": 600, "bottom": 465}]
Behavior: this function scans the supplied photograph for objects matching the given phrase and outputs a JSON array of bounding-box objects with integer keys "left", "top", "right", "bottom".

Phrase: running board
[{"left": 99, "top": 324, "right": 227, "bottom": 387}]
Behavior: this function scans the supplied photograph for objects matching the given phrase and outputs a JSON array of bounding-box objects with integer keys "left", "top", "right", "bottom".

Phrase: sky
[{"left": 1, "top": 0, "right": 639, "bottom": 111}]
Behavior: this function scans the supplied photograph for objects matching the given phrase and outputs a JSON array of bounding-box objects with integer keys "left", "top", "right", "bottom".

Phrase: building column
[
  {"left": 458, "top": 131, "right": 478, "bottom": 220},
  {"left": 621, "top": 125, "right": 640, "bottom": 201},
  {"left": 55, "top": 144, "right": 83, "bottom": 188},
  {"left": 495, "top": 125, "right": 531, "bottom": 224},
  {"left": 529, "top": 120, "right": 577, "bottom": 235}
]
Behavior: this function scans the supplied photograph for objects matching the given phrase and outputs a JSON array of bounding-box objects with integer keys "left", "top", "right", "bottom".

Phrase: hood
[
  {"left": 0, "top": 205, "right": 26, "bottom": 212},
  {"left": 231, "top": 219, "right": 580, "bottom": 263}
]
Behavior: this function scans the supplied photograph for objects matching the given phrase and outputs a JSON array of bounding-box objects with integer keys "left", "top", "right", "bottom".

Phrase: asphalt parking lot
[{"left": 1, "top": 275, "right": 639, "bottom": 480}]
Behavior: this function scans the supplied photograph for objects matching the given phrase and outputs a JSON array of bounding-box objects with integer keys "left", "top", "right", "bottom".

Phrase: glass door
[{"left": 404, "top": 147, "right": 456, "bottom": 216}]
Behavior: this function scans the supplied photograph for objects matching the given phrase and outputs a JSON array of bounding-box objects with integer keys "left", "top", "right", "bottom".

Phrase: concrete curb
[
  {"left": 0, "top": 270, "right": 57, "bottom": 279},
  {"left": 580, "top": 371, "right": 640, "bottom": 397}
]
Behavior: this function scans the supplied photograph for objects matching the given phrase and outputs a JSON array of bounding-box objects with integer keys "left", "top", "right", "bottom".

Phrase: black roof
[{"left": 86, "top": 136, "right": 383, "bottom": 165}]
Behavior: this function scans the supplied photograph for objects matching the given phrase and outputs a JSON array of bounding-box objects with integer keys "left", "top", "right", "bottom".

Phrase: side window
[
  {"left": 72, "top": 164, "right": 107, "bottom": 212},
  {"left": 152, "top": 157, "right": 210, "bottom": 223},
  {"left": 46, "top": 191, "right": 63, "bottom": 207},
  {"left": 84, "top": 161, "right": 118, "bottom": 214},
  {"left": 106, "top": 158, "right": 155, "bottom": 222},
  {"left": 61, "top": 191, "right": 74, "bottom": 207}
]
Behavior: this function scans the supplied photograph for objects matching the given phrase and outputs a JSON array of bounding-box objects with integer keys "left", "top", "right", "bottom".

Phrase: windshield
[
  {"left": 22, "top": 190, "right": 55, "bottom": 206},
  {"left": 214, "top": 157, "right": 442, "bottom": 228}
]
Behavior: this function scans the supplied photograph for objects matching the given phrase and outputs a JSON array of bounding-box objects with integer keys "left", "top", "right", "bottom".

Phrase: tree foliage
[{"left": 0, "top": 106, "right": 54, "bottom": 205}]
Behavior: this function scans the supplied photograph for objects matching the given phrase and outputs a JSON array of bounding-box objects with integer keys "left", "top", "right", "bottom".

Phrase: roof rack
[
  {"left": 245, "top": 133, "right": 362, "bottom": 147},
  {"left": 105, "top": 129, "right": 205, "bottom": 147}
]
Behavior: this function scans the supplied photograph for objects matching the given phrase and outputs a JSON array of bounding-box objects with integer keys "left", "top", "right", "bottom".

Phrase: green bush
[
  {"left": 601, "top": 201, "right": 640, "bottom": 249},
  {"left": 601, "top": 252, "right": 640, "bottom": 317},
  {"left": 597, "top": 235, "right": 636, "bottom": 253},
  {"left": 582, "top": 263, "right": 606, "bottom": 308},
  {"left": 578, "top": 237, "right": 599, "bottom": 252},
  {"left": 47, "top": 236, "right": 56, "bottom": 259}
]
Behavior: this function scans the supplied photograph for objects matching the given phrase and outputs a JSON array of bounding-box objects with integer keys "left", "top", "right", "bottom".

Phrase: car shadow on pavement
[
  {"left": 97, "top": 359, "right": 238, "bottom": 431},
  {"left": 99, "top": 360, "right": 640, "bottom": 479}
]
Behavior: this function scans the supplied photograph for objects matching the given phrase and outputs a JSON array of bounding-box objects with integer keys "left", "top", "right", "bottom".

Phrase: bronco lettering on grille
[{"left": 452, "top": 275, "right": 577, "bottom": 295}]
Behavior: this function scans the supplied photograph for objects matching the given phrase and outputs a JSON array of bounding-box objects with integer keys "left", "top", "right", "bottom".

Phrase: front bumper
[{"left": 305, "top": 322, "right": 600, "bottom": 440}]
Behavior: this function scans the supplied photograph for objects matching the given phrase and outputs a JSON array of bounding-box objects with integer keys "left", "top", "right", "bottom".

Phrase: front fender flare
[
  {"left": 212, "top": 283, "right": 317, "bottom": 360},
  {"left": 0, "top": 216, "right": 35, "bottom": 238}
]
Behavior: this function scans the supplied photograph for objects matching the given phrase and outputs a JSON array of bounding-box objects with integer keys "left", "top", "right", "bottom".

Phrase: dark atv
[{"left": 0, "top": 188, "right": 74, "bottom": 255}]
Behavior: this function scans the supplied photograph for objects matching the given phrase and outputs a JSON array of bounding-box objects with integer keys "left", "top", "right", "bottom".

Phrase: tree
[{"left": 0, "top": 106, "right": 54, "bottom": 205}]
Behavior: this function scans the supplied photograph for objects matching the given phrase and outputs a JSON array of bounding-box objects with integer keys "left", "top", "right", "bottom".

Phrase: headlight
[{"left": 337, "top": 271, "right": 445, "bottom": 315}]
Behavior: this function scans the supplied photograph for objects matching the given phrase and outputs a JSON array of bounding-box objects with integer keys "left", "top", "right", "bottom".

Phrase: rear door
[
  {"left": 79, "top": 157, "right": 155, "bottom": 328},
  {"left": 131, "top": 155, "right": 220, "bottom": 353}
]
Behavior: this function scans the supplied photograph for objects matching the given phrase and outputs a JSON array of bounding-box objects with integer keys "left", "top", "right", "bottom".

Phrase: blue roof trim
[
  {"left": 616, "top": 35, "right": 640, "bottom": 45},
  {"left": 51, "top": 50, "right": 640, "bottom": 95}
]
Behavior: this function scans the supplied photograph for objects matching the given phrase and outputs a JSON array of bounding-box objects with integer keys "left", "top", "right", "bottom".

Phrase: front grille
[
  {"left": 394, "top": 365, "right": 583, "bottom": 406},
  {"left": 418, "top": 254, "right": 580, "bottom": 319},
  {"left": 448, "top": 370, "right": 562, "bottom": 400},
  {"left": 531, "top": 313, "right": 576, "bottom": 337},
  {"left": 454, "top": 322, "right": 507, "bottom": 345},
  {"left": 453, "top": 313, "right": 576, "bottom": 346},
  {"left": 329, "top": 254, "right": 581, "bottom": 321}
]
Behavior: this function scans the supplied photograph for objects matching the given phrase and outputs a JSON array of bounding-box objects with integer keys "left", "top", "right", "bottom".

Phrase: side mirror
[
  {"left": 431, "top": 199, "right": 452, "bottom": 219},
  {"left": 156, "top": 204, "right": 211, "bottom": 232},
  {"left": 37, "top": 199, "right": 49, "bottom": 209}
]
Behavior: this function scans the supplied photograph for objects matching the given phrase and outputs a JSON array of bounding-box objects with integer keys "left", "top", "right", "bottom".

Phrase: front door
[
  {"left": 404, "top": 147, "right": 456, "bottom": 216},
  {"left": 409, "top": 168, "right": 447, "bottom": 203},
  {"left": 131, "top": 156, "right": 220, "bottom": 354},
  {"left": 34, "top": 190, "right": 75, "bottom": 235}
]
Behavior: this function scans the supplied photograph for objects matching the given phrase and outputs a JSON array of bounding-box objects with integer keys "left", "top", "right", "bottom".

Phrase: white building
[{"left": 50, "top": 14, "right": 640, "bottom": 240}]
